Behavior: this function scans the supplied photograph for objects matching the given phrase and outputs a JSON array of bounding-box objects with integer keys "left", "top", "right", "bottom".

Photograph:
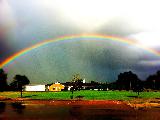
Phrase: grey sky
[{"left": 1, "top": 0, "right": 160, "bottom": 83}]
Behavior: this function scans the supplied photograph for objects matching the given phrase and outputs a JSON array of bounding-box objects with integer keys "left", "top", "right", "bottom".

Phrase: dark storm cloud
[
  {"left": 0, "top": 0, "right": 17, "bottom": 62},
  {"left": 0, "top": 37, "right": 9, "bottom": 62},
  {"left": 131, "top": 63, "right": 160, "bottom": 80},
  {"left": 5, "top": 0, "right": 83, "bottom": 49},
  {"left": 2, "top": 0, "right": 160, "bottom": 83},
  {"left": 0, "top": 26, "right": 13, "bottom": 63},
  {"left": 5, "top": 37, "right": 159, "bottom": 83},
  {"left": 86, "top": 46, "right": 137, "bottom": 69},
  {"left": 133, "top": 50, "right": 160, "bottom": 67},
  {"left": 5, "top": 40, "right": 145, "bottom": 83},
  {"left": 0, "top": 0, "right": 84, "bottom": 62}
]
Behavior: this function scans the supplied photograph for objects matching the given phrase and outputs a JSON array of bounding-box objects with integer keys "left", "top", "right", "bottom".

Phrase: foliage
[
  {"left": 0, "top": 68, "right": 8, "bottom": 91},
  {"left": 70, "top": 74, "right": 83, "bottom": 92},
  {"left": 10, "top": 75, "right": 30, "bottom": 97},
  {"left": 10, "top": 75, "right": 30, "bottom": 91},
  {"left": 116, "top": 71, "right": 141, "bottom": 91},
  {"left": 145, "top": 70, "right": 160, "bottom": 90}
]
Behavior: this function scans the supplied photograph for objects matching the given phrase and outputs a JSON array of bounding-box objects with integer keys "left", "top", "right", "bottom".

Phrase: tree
[
  {"left": 70, "top": 74, "right": 83, "bottom": 94},
  {"left": 116, "top": 71, "right": 141, "bottom": 91},
  {"left": 145, "top": 70, "right": 160, "bottom": 90},
  {"left": 132, "top": 80, "right": 143, "bottom": 95},
  {"left": 0, "top": 68, "right": 8, "bottom": 91},
  {"left": 10, "top": 75, "right": 30, "bottom": 97}
]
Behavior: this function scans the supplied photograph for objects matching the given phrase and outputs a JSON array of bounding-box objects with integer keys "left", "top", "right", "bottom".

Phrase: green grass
[{"left": 0, "top": 90, "right": 160, "bottom": 100}]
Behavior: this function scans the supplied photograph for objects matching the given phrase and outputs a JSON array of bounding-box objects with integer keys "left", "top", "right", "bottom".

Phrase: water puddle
[{"left": 0, "top": 101, "right": 159, "bottom": 120}]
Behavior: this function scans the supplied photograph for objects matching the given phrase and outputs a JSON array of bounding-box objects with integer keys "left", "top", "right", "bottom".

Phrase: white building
[
  {"left": 24, "top": 85, "right": 46, "bottom": 91},
  {"left": 83, "top": 79, "right": 85, "bottom": 83}
]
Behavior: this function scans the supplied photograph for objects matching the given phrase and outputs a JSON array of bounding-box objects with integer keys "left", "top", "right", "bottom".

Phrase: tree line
[
  {"left": 69, "top": 71, "right": 160, "bottom": 92},
  {"left": 108, "top": 70, "right": 160, "bottom": 91},
  {"left": 1, "top": 68, "right": 160, "bottom": 92}
]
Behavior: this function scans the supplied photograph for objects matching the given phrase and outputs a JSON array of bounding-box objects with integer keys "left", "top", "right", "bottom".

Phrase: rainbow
[{"left": 0, "top": 34, "right": 160, "bottom": 68}]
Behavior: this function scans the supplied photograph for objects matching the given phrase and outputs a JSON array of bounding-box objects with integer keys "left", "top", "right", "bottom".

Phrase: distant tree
[
  {"left": 145, "top": 70, "right": 160, "bottom": 90},
  {"left": 100, "top": 82, "right": 108, "bottom": 91},
  {"left": 10, "top": 75, "right": 30, "bottom": 97},
  {"left": 0, "top": 68, "right": 8, "bottom": 91},
  {"left": 90, "top": 81, "right": 99, "bottom": 90},
  {"left": 133, "top": 80, "right": 143, "bottom": 95},
  {"left": 108, "top": 82, "right": 117, "bottom": 90},
  {"left": 70, "top": 74, "right": 83, "bottom": 94},
  {"left": 116, "top": 71, "right": 141, "bottom": 91}
]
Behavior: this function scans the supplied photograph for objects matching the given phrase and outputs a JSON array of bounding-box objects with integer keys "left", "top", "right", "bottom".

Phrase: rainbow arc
[{"left": 0, "top": 34, "right": 159, "bottom": 68}]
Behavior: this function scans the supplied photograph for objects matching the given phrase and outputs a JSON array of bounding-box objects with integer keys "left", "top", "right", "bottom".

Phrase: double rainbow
[{"left": 0, "top": 34, "right": 159, "bottom": 68}]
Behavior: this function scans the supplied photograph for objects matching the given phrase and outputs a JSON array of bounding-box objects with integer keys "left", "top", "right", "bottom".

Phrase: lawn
[{"left": 0, "top": 90, "right": 160, "bottom": 100}]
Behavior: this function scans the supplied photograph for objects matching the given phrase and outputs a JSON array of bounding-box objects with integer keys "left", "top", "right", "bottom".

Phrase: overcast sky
[{"left": 1, "top": 0, "right": 160, "bottom": 84}]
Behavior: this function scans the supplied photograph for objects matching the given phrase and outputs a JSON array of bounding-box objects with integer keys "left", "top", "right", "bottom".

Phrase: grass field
[{"left": 0, "top": 90, "right": 160, "bottom": 100}]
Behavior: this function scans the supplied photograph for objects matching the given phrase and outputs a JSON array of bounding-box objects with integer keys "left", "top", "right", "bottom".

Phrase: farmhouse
[{"left": 49, "top": 82, "right": 65, "bottom": 92}]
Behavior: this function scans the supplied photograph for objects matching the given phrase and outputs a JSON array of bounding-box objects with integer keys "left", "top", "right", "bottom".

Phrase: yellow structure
[{"left": 49, "top": 82, "right": 65, "bottom": 92}]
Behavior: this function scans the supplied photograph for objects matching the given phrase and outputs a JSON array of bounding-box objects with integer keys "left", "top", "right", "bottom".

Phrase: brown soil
[{"left": 1, "top": 96, "right": 160, "bottom": 109}]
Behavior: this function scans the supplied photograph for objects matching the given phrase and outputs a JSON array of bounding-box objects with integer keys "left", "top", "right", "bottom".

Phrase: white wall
[{"left": 25, "top": 85, "right": 45, "bottom": 91}]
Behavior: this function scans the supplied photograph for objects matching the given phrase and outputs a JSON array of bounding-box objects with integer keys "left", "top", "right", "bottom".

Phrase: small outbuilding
[{"left": 24, "top": 85, "right": 46, "bottom": 91}]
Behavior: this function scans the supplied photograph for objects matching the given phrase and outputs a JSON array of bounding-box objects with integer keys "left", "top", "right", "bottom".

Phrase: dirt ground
[
  {"left": 1, "top": 96, "right": 160, "bottom": 109},
  {"left": 1, "top": 96, "right": 160, "bottom": 120}
]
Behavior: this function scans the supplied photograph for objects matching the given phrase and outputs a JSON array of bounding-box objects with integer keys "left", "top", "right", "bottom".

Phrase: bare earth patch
[{"left": 126, "top": 98, "right": 160, "bottom": 109}]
